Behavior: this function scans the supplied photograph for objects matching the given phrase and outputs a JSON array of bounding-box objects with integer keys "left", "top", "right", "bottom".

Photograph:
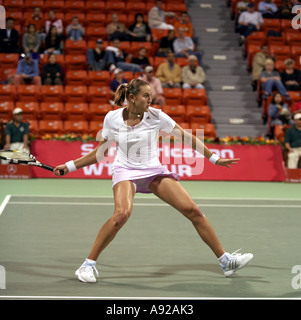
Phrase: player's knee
[
  {"left": 113, "top": 208, "right": 131, "bottom": 228},
  {"left": 183, "top": 204, "right": 206, "bottom": 225}
]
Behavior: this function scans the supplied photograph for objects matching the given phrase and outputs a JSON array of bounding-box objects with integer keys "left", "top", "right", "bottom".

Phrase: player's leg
[
  {"left": 76, "top": 181, "right": 135, "bottom": 282},
  {"left": 149, "top": 176, "right": 253, "bottom": 277},
  {"left": 149, "top": 176, "right": 225, "bottom": 258}
]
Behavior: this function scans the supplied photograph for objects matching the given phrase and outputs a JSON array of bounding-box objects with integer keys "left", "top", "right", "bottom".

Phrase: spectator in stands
[
  {"left": 86, "top": 39, "right": 106, "bottom": 71},
  {"left": 25, "top": 7, "right": 45, "bottom": 41},
  {"left": 182, "top": 55, "right": 206, "bottom": 89},
  {"left": 0, "top": 17, "right": 20, "bottom": 53},
  {"left": 174, "top": 12, "right": 193, "bottom": 38},
  {"left": 128, "top": 13, "right": 152, "bottom": 42},
  {"left": 260, "top": 59, "right": 290, "bottom": 100},
  {"left": 237, "top": 0, "right": 249, "bottom": 15},
  {"left": 157, "top": 29, "right": 176, "bottom": 57},
  {"left": 173, "top": 27, "right": 202, "bottom": 66},
  {"left": 281, "top": 58, "right": 301, "bottom": 92},
  {"left": 285, "top": 113, "right": 301, "bottom": 168},
  {"left": 148, "top": 0, "right": 176, "bottom": 30},
  {"left": 110, "top": 68, "right": 128, "bottom": 99},
  {"left": 140, "top": 66, "right": 165, "bottom": 108},
  {"left": 45, "top": 10, "right": 63, "bottom": 36},
  {"left": 22, "top": 24, "right": 41, "bottom": 56},
  {"left": 66, "top": 16, "right": 85, "bottom": 41},
  {"left": 131, "top": 47, "right": 151, "bottom": 69},
  {"left": 44, "top": 26, "right": 63, "bottom": 55},
  {"left": 258, "top": 0, "right": 278, "bottom": 18},
  {"left": 252, "top": 44, "right": 274, "bottom": 90},
  {"left": 14, "top": 52, "right": 41, "bottom": 86},
  {"left": 105, "top": 38, "right": 143, "bottom": 73},
  {"left": 237, "top": 3, "right": 264, "bottom": 46},
  {"left": 269, "top": 92, "right": 294, "bottom": 127},
  {"left": 42, "top": 53, "right": 63, "bottom": 85},
  {"left": 107, "top": 13, "right": 129, "bottom": 41},
  {"left": 3, "top": 108, "right": 29, "bottom": 153},
  {"left": 278, "top": 0, "right": 296, "bottom": 19},
  {"left": 156, "top": 50, "right": 181, "bottom": 88}
]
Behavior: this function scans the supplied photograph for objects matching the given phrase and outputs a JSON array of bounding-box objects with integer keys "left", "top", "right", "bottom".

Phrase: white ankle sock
[
  {"left": 82, "top": 258, "right": 96, "bottom": 267},
  {"left": 218, "top": 252, "right": 229, "bottom": 266}
]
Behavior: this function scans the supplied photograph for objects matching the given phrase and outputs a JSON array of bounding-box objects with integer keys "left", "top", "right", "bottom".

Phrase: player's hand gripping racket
[{"left": 0, "top": 150, "right": 64, "bottom": 175}]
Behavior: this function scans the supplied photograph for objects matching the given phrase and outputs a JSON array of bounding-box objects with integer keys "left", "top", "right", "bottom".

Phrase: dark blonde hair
[{"left": 114, "top": 79, "right": 149, "bottom": 107}]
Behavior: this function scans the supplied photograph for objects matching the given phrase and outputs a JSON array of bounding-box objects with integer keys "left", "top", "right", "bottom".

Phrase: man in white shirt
[
  {"left": 173, "top": 27, "right": 203, "bottom": 66},
  {"left": 258, "top": 0, "right": 278, "bottom": 18},
  {"left": 237, "top": 3, "right": 264, "bottom": 46}
]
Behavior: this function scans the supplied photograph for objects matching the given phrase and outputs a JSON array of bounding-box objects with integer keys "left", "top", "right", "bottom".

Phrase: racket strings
[{"left": 0, "top": 150, "right": 34, "bottom": 161}]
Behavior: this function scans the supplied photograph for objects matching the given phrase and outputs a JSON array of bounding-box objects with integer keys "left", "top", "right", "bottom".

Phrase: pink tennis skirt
[{"left": 112, "top": 165, "right": 180, "bottom": 193}]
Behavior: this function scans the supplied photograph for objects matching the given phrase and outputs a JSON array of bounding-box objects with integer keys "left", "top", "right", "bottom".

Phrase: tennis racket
[{"left": 0, "top": 150, "right": 64, "bottom": 175}]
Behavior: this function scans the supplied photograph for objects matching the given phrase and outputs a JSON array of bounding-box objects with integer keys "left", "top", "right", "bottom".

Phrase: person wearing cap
[
  {"left": 285, "top": 113, "right": 301, "bottom": 168},
  {"left": 280, "top": 58, "right": 301, "bottom": 92},
  {"left": 87, "top": 39, "right": 106, "bottom": 71},
  {"left": 182, "top": 55, "right": 206, "bottom": 89},
  {"left": 237, "top": 3, "right": 264, "bottom": 46},
  {"left": 3, "top": 108, "right": 30, "bottom": 153},
  {"left": 140, "top": 66, "right": 165, "bottom": 108},
  {"left": 14, "top": 51, "right": 41, "bottom": 86},
  {"left": 109, "top": 68, "right": 128, "bottom": 99}
]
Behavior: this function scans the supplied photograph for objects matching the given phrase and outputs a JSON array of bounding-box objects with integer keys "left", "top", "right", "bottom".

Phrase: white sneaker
[
  {"left": 219, "top": 249, "right": 253, "bottom": 277},
  {"left": 75, "top": 265, "right": 99, "bottom": 283}
]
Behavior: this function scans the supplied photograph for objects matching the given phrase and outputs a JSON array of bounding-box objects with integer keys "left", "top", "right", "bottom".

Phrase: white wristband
[
  {"left": 65, "top": 160, "right": 77, "bottom": 172},
  {"left": 209, "top": 153, "right": 220, "bottom": 165}
]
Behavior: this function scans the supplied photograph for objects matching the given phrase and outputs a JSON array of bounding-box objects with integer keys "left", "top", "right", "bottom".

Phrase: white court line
[
  {"left": 8, "top": 194, "right": 301, "bottom": 201},
  {"left": 0, "top": 195, "right": 11, "bottom": 216},
  {"left": 7, "top": 201, "right": 301, "bottom": 208}
]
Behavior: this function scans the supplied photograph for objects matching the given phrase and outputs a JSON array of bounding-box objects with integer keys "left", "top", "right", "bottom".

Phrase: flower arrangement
[{"left": 29, "top": 133, "right": 280, "bottom": 145}]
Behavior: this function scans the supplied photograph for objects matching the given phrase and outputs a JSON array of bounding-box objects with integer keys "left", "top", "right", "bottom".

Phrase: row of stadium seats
[
  {"left": 0, "top": 101, "right": 212, "bottom": 123},
  {"left": 22, "top": 119, "right": 217, "bottom": 139},
  {"left": 0, "top": 85, "right": 208, "bottom": 105}
]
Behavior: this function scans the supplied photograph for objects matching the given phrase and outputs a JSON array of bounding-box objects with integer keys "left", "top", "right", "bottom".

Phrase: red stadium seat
[
  {"left": 39, "top": 120, "right": 64, "bottom": 134},
  {"left": 0, "top": 53, "right": 19, "bottom": 69},
  {"left": 89, "top": 103, "right": 112, "bottom": 121},
  {"left": 190, "top": 122, "right": 217, "bottom": 139},
  {"left": 15, "top": 101, "right": 39, "bottom": 120},
  {"left": 285, "top": 31, "right": 301, "bottom": 47},
  {"left": 151, "top": 29, "right": 169, "bottom": 42},
  {"left": 44, "top": 0, "right": 65, "bottom": 11},
  {"left": 182, "top": 88, "right": 207, "bottom": 106},
  {"left": 16, "top": 85, "right": 40, "bottom": 102},
  {"left": 186, "top": 105, "right": 212, "bottom": 123},
  {"left": 268, "top": 45, "right": 291, "bottom": 61},
  {"left": 126, "top": 2, "right": 146, "bottom": 14},
  {"left": 163, "top": 88, "right": 182, "bottom": 105},
  {"left": 65, "top": 1, "right": 85, "bottom": 13},
  {"left": 163, "top": 105, "right": 186, "bottom": 122},
  {"left": 40, "top": 85, "right": 64, "bottom": 102},
  {"left": 86, "top": 26, "right": 107, "bottom": 41},
  {"left": 85, "top": 13, "right": 107, "bottom": 27},
  {"left": 24, "top": 0, "right": 44, "bottom": 11},
  {"left": 3, "top": 0, "right": 23, "bottom": 12},
  {"left": 88, "top": 71, "right": 111, "bottom": 86},
  {"left": 262, "top": 19, "right": 281, "bottom": 33},
  {"left": 0, "top": 84, "right": 16, "bottom": 101},
  {"left": 130, "top": 42, "right": 154, "bottom": 56},
  {"left": 64, "top": 85, "right": 88, "bottom": 103},
  {"left": 87, "top": 86, "right": 110, "bottom": 103},
  {"left": 89, "top": 120, "right": 104, "bottom": 136},
  {"left": 166, "top": 3, "right": 187, "bottom": 13},
  {"left": 64, "top": 102, "right": 89, "bottom": 120},
  {"left": 0, "top": 101, "right": 14, "bottom": 121},
  {"left": 65, "top": 70, "right": 88, "bottom": 86},
  {"left": 64, "top": 40, "right": 87, "bottom": 55},
  {"left": 27, "top": 119, "right": 39, "bottom": 134},
  {"left": 39, "top": 102, "right": 64, "bottom": 120},
  {"left": 64, "top": 55, "right": 86, "bottom": 70},
  {"left": 105, "top": 2, "right": 126, "bottom": 13},
  {"left": 64, "top": 120, "right": 89, "bottom": 133}
]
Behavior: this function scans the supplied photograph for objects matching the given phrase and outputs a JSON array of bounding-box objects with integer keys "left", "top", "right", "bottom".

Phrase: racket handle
[{"left": 42, "top": 164, "right": 64, "bottom": 176}]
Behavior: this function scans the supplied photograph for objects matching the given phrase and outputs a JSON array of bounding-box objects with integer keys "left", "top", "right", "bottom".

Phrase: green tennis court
[{"left": 0, "top": 179, "right": 301, "bottom": 299}]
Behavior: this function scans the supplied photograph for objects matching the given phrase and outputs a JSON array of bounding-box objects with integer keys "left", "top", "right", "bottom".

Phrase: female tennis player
[{"left": 54, "top": 79, "right": 253, "bottom": 283}]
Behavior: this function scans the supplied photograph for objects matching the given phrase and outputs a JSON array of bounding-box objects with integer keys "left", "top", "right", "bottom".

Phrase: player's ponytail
[{"left": 114, "top": 79, "right": 149, "bottom": 107}]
